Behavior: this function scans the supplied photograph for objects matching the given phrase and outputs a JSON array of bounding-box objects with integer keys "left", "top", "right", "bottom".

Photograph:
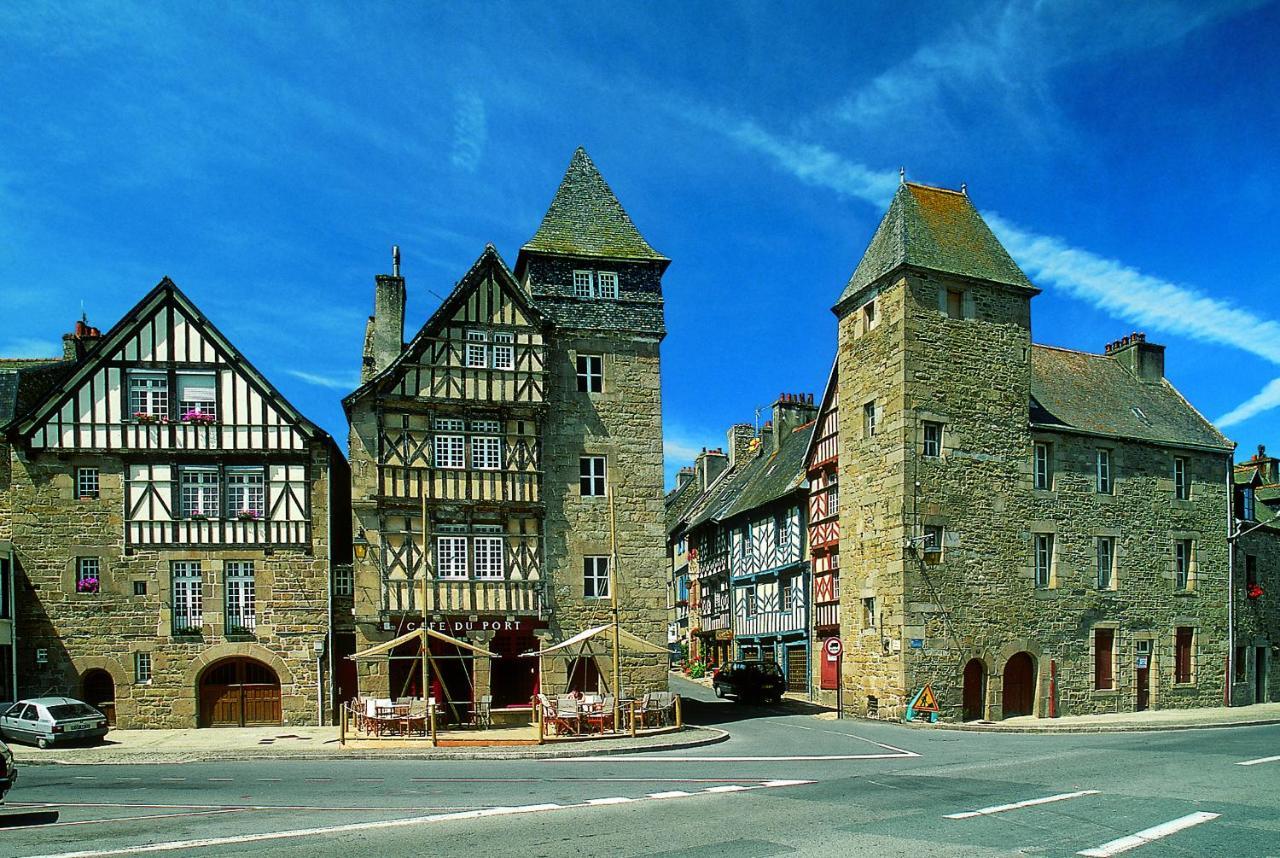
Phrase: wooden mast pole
[{"left": 610, "top": 487, "right": 621, "bottom": 730}]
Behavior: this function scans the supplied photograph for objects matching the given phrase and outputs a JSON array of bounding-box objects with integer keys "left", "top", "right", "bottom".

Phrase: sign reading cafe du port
[{"left": 391, "top": 617, "right": 532, "bottom": 634}]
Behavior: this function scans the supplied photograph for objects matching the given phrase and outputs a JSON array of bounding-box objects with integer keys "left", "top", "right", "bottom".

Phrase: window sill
[
  {"left": 1091, "top": 688, "right": 1120, "bottom": 696},
  {"left": 1173, "top": 590, "right": 1198, "bottom": 597},
  {"left": 1171, "top": 682, "right": 1197, "bottom": 690}
]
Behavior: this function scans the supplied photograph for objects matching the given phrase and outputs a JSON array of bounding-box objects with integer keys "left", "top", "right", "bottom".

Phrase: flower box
[
  {"left": 133, "top": 412, "right": 167, "bottom": 425},
  {"left": 181, "top": 410, "right": 216, "bottom": 425},
  {"left": 188, "top": 514, "right": 209, "bottom": 522},
  {"left": 235, "top": 510, "right": 262, "bottom": 522},
  {"left": 76, "top": 577, "right": 100, "bottom": 594}
]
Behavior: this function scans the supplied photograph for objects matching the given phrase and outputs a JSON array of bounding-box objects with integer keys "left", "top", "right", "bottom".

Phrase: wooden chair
[
  {"left": 553, "top": 698, "right": 581, "bottom": 736},
  {"left": 585, "top": 695, "right": 615, "bottom": 733}
]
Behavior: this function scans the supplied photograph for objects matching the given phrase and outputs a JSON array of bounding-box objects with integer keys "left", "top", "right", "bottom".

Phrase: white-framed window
[
  {"left": 1173, "top": 456, "right": 1189, "bottom": 501},
  {"left": 1034, "top": 442, "right": 1052, "bottom": 490},
  {"left": 584, "top": 556, "right": 610, "bottom": 599},
  {"left": 177, "top": 372, "right": 217, "bottom": 421},
  {"left": 465, "top": 330, "right": 488, "bottom": 368},
  {"left": 779, "top": 577, "right": 793, "bottom": 612},
  {"left": 596, "top": 271, "right": 619, "bottom": 299},
  {"left": 573, "top": 270, "right": 594, "bottom": 298},
  {"left": 224, "top": 561, "right": 256, "bottom": 633},
  {"left": 580, "top": 456, "right": 606, "bottom": 496},
  {"left": 1243, "top": 487, "right": 1256, "bottom": 521},
  {"left": 864, "top": 401, "right": 877, "bottom": 438},
  {"left": 744, "top": 584, "right": 758, "bottom": 618},
  {"left": 436, "top": 536, "right": 468, "bottom": 579},
  {"left": 76, "top": 557, "right": 101, "bottom": 594},
  {"left": 1175, "top": 539, "right": 1193, "bottom": 590},
  {"left": 492, "top": 332, "right": 514, "bottom": 370},
  {"left": 76, "top": 466, "right": 100, "bottom": 499},
  {"left": 775, "top": 510, "right": 789, "bottom": 546},
  {"left": 180, "top": 468, "right": 219, "bottom": 518},
  {"left": 473, "top": 536, "right": 505, "bottom": 580},
  {"left": 171, "top": 561, "right": 203, "bottom": 633},
  {"left": 134, "top": 651, "right": 152, "bottom": 684},
  {"left": 1096, "top": 537, "right": 1115, "bottom": 590},
  {"left": 863, "top": 596, "right": 876, "bottom": 628},
  {"left": 128, "top": 372, "right": 168, "bottom": 418},
  {"left": 226, "top": 468, "right": 265, "bottom": 519},
  {"left": 1096, "top": 449, "right": 1112, "bottom": 494},
  {"left": 1034, "top": 533, "right": 1054, "bottom": 588},
  {"left": 923, "top": 422, "right": 943, "bottom": 458},
  {"left": 434, "top": 422, "right": 465, "bottom": 469},
  {"left": 471, "top": 434, "right": 502, "bottom": 470},
  {"left": 333, "top": 564, "right": 354, "bottom": 596},
  {"left": 576, "top": 354, "right": 603, "bottom": 393}
]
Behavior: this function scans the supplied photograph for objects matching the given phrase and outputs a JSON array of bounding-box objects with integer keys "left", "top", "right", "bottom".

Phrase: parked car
[
  {"left": 0, "top": 697, "right": 109, "bottom": 749},
  {"left": 712, "top": 661, "right": 785, "bottom": 703},
  {"left": 0, "top": 739, "right": 15, "bottom": 801}
]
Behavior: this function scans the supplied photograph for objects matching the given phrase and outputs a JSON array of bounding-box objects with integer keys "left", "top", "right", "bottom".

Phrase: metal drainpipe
[{"left": 1226, "top": 456, "right": 1235, "bottom": 707}]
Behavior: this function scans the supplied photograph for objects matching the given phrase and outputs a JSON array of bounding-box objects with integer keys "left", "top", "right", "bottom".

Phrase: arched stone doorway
[
  {"left": 1002, "top": 652, "right": 1036, "bottom": 718},
  {"left": 962, "top": 658, "right": 986, "bottom": 721},
  {"left": 199, "top": 657, "right": 281, "bottom": 727},
  {"left": 82, "top": 669, "right": 116, "bottom": 726}
]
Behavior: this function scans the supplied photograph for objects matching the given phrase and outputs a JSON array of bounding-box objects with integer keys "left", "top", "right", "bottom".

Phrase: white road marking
[
  {"left": 73, "top": 776, "right": 96, "bottom": 780},
  {"left": 22, "top": 780, "right": 815, "bottom": 857},
  {"left": 704, "top": 785, "right": 750, "bottom": 793},
  {"left": 205, "top": 779, "right": 232, "bottom": 783},
  {"left": 158, "top": 778, "right": 185, "bottom": 783},
  {"left": 794, "top": 725, "right": 814, "bottom": 730},
  {"left": 559, "top": 752, "right": 915, "bottom": 761},
  {"left": 945, "top": 790, "right": 1101, "bottom": 819},
  {"left": 584, "top": 797, "right": 633, "bottom": 805},
  {"left": 647, "top": 791, "right": 692, "bottom": 799},
  {"left": 1236, "top": 754, "right": 1280, "bottom": 766},
  {"left": 1077, "top": 812, "right": 1220, "bottom": 857}
]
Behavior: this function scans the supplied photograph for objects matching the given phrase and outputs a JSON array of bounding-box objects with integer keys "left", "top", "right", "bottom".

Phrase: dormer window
[
  {"left": 178, "top": 373, "right": 217, "bottom": 422},
  {"left": 572, "top": 270, "right": 619, "bottom": 299}
]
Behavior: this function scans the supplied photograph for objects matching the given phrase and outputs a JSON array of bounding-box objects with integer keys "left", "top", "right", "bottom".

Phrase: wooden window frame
[
  {"left": 76, "top": 466, "right": 100, "bottom": 499},
  {"left": 134, "top": 651, "right": 152, "bottom": 685},
  {"left": 1034, "top": 533, "right": 1054, "bottom": 588},
  {"left": 473, "top": 536, "right": 505, "bottom": 580},
  {"left": 1174, "top": 538, "right": 1193, "bottom": 590},
  {"left": 922, "top": 422, "right": 943, "bottom": 458},
  {"left": 465, "top": 330, "right": 488, "bottom": 368},
  {"left": 584, "top": 555, "right": 610, "bottom": 599},
  {"left": 1173, "top": 456, "right": 1189, "bottom": 501},
  {"left": 1096, "top": 537, "right": 1115, "bottom": 590},
  {"left": 573, "top": 270, "right": 594, "bottom": 299},
  {"left": 576, "top": 354, "right": 603, "bottom": 393},
  {"left": 171, "top": 561, "right": 203, "bottom": 634},
  {"left": 596, "top": 271, "right": 619, "bottom": 299},
  {"left": 1096, "top": 449, "right": 1112, "bottom": 494},
  {"left": 579, "top": 456, "right": 607, "bottom": 496},
  {"left": 470, "top": 435, "right": 502, "bottom": 471},
  {"left": 1033, "top": 441, "right": 1052, "bottom": 490}
]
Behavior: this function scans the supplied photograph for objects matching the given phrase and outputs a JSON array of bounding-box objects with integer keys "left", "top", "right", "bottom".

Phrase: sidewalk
[
  {"left": 8, "top": 723, "right": 728, "bottom": 765},
  {"left": 921, "top": 701, "right": 1280, "bottom": 733}
]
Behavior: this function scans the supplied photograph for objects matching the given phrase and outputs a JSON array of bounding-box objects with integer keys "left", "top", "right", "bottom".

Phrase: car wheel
[
  {"left": 714, "top": 685, "right": 725, "bottom": 698},
  {"left": 37, "top": 737, "right": 49, "bottom": 749}
]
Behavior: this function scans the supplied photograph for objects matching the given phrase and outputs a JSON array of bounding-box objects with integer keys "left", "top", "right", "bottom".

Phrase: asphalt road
[{"left": 4, "top": 676, "right": 1279, "bottom": 857}]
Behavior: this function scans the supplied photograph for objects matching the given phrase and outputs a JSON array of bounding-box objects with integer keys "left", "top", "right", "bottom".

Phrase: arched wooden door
[
  {"left": 962, "top": 658, "right": 986, "bottom": 722},
  {"left": 199, "top": 658, "right": 281, "bottom": 727},
  {"left": 82, "top": 669, "right": 116, "bottom": 725},
  {"left": 1002, "top": 652, "right": 1035, "bottom": 718}
]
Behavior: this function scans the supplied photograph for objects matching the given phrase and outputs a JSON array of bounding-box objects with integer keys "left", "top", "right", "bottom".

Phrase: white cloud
[
  {"left": 664, "top": 435, "right": 707, "bottom": 465},
  {"left": 1216, "top": 378, "right": 1280, "bottom": 428},
  {"left": 450, "top": 92, "right": 487, "bottom": 172},
  {"left": 284, "top": 368, "right": 360, "bottom": 391}
]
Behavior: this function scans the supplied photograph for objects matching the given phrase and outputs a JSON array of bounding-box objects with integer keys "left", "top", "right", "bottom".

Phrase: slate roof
[
  {"left": 1029, "top": 345, "right": 1232, "bottom": 451},
  {"left": 664, "top": 474, "right": 702, "bottom": 535},
  {"left": 0, "top": 359, "right": 71, "bottom": 427},
  {"left": 837, "top": 182, "right": 1035, "bottom": 309},
  {"left": 684, "top": 424, "right": 814, "bottom": 531},
  {"left": 519, "top": 148, "right": 668, "bottom": 266}
]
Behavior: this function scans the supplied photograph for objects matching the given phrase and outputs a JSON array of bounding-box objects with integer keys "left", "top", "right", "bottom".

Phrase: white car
[{"left": 0, "top": 697, "right": 109, "bottom": 749}]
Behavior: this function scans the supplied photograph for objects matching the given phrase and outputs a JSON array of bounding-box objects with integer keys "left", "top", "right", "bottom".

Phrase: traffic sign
[
  {"left": 824, "top": 637, "right": 843, "bottom": 658},
  {"left": 914, "top": 684, "right": 940, "bottom": 713}
]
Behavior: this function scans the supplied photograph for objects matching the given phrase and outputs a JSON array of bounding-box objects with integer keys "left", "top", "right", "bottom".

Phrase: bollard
[
  {"left": 429, "top": 705, "right": 438, "bottom": 746},
  {"left": 675, "top": 694, "right": 683, "bottom": 728},
  {"left": 340, "top": 703, "right": 347, "bottom": 745},
  {"left": 630, "top": 700, "right": 637, "bottom": 738}
]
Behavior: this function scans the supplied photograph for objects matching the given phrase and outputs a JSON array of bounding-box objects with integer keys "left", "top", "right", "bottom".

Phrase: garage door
[
  {"left": 786, "top": 647, "right": 807, "bottom": 694},
  {"left": 199, "top": 658, "right": 281, "bottom": 727}
]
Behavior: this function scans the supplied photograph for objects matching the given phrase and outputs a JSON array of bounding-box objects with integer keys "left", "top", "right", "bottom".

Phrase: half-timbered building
[
  {"left": 805, "top": 367, "right": 841, "bottom": 705},
  {"left": 345, "top": 149, "right": 669, "bottom": 713},
  {"left": 0, "top": 280, "right": 348, "bottom": 728}
]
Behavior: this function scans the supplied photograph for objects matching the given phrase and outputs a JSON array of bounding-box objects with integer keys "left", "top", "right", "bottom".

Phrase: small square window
[
  {"left": 334, "top": 565, "right": 354, "bottom": 596},
  {"left": 1096, "top": 449, "right": 1112, "bottom": 494},
  {"left": 132, "top": 580, "right": 148, "bottom": 597},
  {"left": 923, "top": 422, "right": 943, "bottom": 458},
  {"left": 923, "top": 525, "right": 944, "bottom": 558},
  {"left": 573, "top": 270, "right": 594, "bottom": 298},
  {"left": 580, "top": 456, "right": 607, "bottom": 496},
  {"left": 946, "top": 288, "right": 965, "bottom": 319},
  {"left": 584, "top": 556, "right": 610, "bottom": 598},
  {"left": 596, "top": 271, "right": 619, "bottom": 299},
  {"left": 576, "top": 355, "right": 603, "bottom": 393},
  {"left": 76, "top": 467, "right": 100, "bottom": 499}
]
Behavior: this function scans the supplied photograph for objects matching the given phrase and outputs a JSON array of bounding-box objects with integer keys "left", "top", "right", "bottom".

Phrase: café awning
[
  {"left": 521, "top": 624, "right": 668, "bottom": 658},
  {"left": 349, "top": 626, "right": 496, "bottom": 660}
]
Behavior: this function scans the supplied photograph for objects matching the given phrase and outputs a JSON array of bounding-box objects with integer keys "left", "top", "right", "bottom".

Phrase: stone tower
[
  {"left": 832, "top": 181, "right": 1038, "bottom": 717},
  {"left": 514, "top": 148, "right": 669, "bottom": 695}
]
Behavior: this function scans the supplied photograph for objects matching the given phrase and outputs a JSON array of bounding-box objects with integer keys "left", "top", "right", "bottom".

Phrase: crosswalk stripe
[
  {"left": 945, "top": 790, "right": 1100, "bottom": 819},
  {"left": 1077, "top": 811, "right": 1220, "bottom": 857}
]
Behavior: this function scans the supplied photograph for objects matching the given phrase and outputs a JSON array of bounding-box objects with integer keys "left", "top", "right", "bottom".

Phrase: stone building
[
  {"left": 823, "top": 180, "right": 1234, "bottom": 721},
  {"left": 1231, "top": 445, "right": 1280, "bottom": 704},
  {"left": 0, "top": 281, "right": 349, "bottom": 727},
  {"left": 344, "top": 148, "right": 668, "bottom": 712}
]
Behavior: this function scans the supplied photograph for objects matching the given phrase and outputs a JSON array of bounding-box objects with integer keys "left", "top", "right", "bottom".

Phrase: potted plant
[
  {"left": 189, "top": 513, "right": 209, "bottom": 522},
  {"left": 76, "top": 577, "right": 100, "bottom": 594},
  {"left": 236, "top": 509, "right": 261, "bottom": 522},
  {"left": 181, "top": 409, "right": 216, "bottom": 425},
  {"left": 1247, "top": 583, "right": 1264, "bottom": 600},
  {"left": 134, "top": 411, "right": 163, "bottom": 424}
]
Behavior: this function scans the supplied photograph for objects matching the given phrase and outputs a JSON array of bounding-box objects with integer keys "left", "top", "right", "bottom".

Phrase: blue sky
[{"left": 2, "top": 1, "right": 1278, "bottom": 486}]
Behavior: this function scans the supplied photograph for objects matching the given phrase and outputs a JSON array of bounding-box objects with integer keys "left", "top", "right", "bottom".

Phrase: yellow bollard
[
  {"left": 675, "top": 694, "right": 683, "bottom": 728},
  {"left": 630, "top": 700, "right": 637, "bottom": 738},
  {"left": 340, "top": 703, "right": 347, "bottom": 745},
  {"left": 429, "top": 705, "right": 438, "bottom": 746}
]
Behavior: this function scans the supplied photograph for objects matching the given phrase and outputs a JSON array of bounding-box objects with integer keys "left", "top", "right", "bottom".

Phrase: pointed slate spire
[
  {"left": 835, "top": 182, "right": 1035, "bottom": 311},
  {"left": 520, "top": 147, "right": 668, "bottom": 266}
]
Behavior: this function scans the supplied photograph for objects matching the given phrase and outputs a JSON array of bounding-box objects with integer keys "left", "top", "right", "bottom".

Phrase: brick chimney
[
  {"left": 726, "top": 423, "right": 755, "bottom": 467},
  {"left": 771, "top": 392, "right": 818, "bottom": 452},
  {"left": 61, "top": 318, "right": 102, "bottom": 361},
  {"left": 363, "top": 246, "right": 406, "bottom": 382},
  {"left": 1105, "top": 332, "right": 1164, "bottom": 383},
  {"left": 695, "top": 447, "right": 729, "bottom": 490}
]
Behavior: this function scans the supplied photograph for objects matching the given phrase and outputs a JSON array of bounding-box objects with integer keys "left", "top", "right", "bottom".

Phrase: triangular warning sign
[{"left": 914, "top": 684, "right": 940, "bottom": 713}]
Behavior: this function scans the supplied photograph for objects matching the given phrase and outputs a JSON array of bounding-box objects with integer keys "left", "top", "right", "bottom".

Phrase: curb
[
  {"left": 11, "top": 725, "right": 730, "bottom": 766},
  {"left": 899, "top": 716, "right": 1280, "bottom": 735}
]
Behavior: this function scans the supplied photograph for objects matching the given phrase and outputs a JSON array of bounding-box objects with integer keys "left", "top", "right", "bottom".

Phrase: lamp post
[{"left": 313, "top": 638, "right": 326, "bottom": 726}]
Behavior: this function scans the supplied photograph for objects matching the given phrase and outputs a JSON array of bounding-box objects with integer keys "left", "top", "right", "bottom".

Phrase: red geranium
[{"left": 1247, "top": 583, "right": 1264, "bottom": 600}]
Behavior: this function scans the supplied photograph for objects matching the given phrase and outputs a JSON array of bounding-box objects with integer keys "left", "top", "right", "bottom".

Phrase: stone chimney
[
  {"left": 676, "top": 466, "right": 695, "bottom": 489},
  {"left": 771, "top": 392, "right": 818, "bottom": 452},
  {"left": 61, "top": 318, "right": 102, "bottom": 361},
  {"left": 726, "top": 423, "right": 755, "bottom": 467},
  {"left": 758, "top": 421, "right": 773, "bottom": 454},
  {"left": 363, "top": 246, "right": 406, "bottom": 382},
  {"left": 695, "top": 448, "right": 729, "bottom": 490},
  {"left": 1105, "top": 332, "right": 1164, "bottom": 383}
]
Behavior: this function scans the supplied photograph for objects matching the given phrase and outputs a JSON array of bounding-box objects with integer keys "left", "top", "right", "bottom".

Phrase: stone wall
[
  {"left": 9, "top": 443, "right": 334, "bottom": 728},
  {"left": 541, "top": 330, "right": 667, "bottom": 696},
  {"left": 1233, "top": 525, "right": 1280, "bottom": 704}
]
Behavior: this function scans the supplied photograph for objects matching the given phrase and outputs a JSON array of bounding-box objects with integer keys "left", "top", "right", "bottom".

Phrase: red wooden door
[
  {"left": 820, "top": 638, "right": 839, "bottom": 690},
  {"left": 200, "top": 658, "right": 281, "bottom": 727},
  {"left": 1002, "top": 652, "right": 1035, "bottom": 718}
]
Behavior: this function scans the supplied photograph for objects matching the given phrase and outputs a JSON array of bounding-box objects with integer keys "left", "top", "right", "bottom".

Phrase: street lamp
[{"left": 353, "top": 532, "right": 371, "bottom": 561}]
